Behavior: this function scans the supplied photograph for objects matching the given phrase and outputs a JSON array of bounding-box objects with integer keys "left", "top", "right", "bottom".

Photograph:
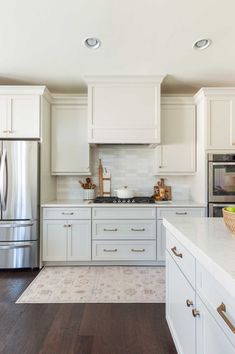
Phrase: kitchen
[{"left": 0, "top": 1, "right": 235, "bottom": 354}]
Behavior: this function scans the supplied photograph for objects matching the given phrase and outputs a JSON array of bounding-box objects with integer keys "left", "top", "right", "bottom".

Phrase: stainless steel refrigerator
[{"left": 0, "top": 141, "right": 39, "bottom": 268}]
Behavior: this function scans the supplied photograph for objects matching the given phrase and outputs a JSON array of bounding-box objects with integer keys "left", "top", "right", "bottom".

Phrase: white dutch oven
[{"left": 115, "top": 186, "right": 134, "bottom": 199}]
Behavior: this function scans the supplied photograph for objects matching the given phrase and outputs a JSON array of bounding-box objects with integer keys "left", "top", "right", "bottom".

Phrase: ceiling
[{"left": 0, "top": 0, "right": 235, "bottom": 94}]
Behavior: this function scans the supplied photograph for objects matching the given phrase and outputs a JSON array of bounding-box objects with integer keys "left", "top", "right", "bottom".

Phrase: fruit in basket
[{"left": 224, "top": 207, "right": 235, "bottom": 212}]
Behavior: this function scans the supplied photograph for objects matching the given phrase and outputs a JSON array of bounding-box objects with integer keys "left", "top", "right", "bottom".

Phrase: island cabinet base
[{"left": 165, "top": 227, "right": 235, "bottom": 354}]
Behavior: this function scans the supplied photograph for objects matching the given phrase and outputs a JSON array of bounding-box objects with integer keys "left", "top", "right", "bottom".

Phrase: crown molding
[
  {"left": 83, "top": 74, "right": 166, "bottom": 85},
  {"left": 50, "top": 94, "right": 88, "bottom": 105},
  {"left": 194, "top": 87, "right": 235, "bottom": 103}
]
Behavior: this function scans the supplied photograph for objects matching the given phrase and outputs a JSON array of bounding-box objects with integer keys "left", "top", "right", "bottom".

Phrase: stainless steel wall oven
[{"left": 208, "top": 153, "right": 235, "bottom": 217}]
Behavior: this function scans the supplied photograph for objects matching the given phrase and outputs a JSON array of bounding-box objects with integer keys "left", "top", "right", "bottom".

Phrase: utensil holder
[{"left": 83, "top": 189, "right": 95, "bottom": 200}]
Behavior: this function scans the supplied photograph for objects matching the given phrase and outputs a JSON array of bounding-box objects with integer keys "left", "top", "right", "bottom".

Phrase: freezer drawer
[
  {"left": 0, "top": 220, "right": 38, "bottom": 242},
  {"left": 0, "top": 240, "right": 38, "bottom": 268}
]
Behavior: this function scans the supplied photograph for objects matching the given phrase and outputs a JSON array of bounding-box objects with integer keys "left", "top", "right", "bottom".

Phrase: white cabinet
[
  {"left": 51, "top": 96, "right": 90, "bottom": 175},
  {"left": 0, "top": 95, "right": 40, "bottom": 138},
  {"left": 194, "top": 88, "right": 235, "bottom": 150},
  {"left": 166, "top": 252, "right": 196, "bottom": 354},
  {"left": 84, "top": 75, "right": 164, "bottom": 144},
  {"left": 42, "top": 207, "right": 91, "bottom": 262},
  {"left": 196, "top": 296, "right": 235, "bottom": 354},
  {"left": 157, "top": 207, "right": 206, "bottom": 263},
  {"left": 155, "top": 98, "right": 196, "bottom": 174},
  {"left": 43, "top": 220, "right": 67, "bottom": 261}
]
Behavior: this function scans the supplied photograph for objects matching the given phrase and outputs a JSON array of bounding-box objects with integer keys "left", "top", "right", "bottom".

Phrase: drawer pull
[
  {"left": 192, "top": 309, "right": 200, "bottom": 317},
  {"left": 131, "top": 248, "right": 145, "bottom": 252},
  {"left": 186, "top": 299, "right": 194, "bottom": 307},
  {"left": 171, "top": 246, "right": 183, "bottom": 258},
  {"left": 217, "top": 302, "right": 235, "bottom": 333},
  {"left": 131, "top": 228, "right": 146, "bottom": 232},
  {"left": 103, "top": 248, "right": 118, "bottom": 252},
  {"left": 63, "top": 225, "right": 67, "bottom": 228},
  {"left": 176, "top": 212, "right": 187, "bottom": 215},
  {"left": 103, "top": 228, "right": 118, "bottom": 232},
  {"left": 62, "top": 212, "right": 74, "bottom": 215}
]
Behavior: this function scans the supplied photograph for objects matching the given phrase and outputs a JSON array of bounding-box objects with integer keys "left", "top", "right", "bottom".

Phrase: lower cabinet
[
  {"left": 43, "top": 220, "right": 91, "bottom": 261},
  {"left": 166, "top": 230, "right": 235, "bottom": 354},
  {"left": 196, "top": 296, "right": 235, "bottom": 354},
  {"left": 166, "top": 252, "right": 196, "bottom": 354}
]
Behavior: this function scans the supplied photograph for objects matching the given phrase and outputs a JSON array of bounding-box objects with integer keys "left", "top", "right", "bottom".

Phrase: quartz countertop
[
  {"left": 163, "top": 217, "right": 235, "bottom": 297},
  {"left": 41, "top": 199, "right": 207, "bottom": 208}
]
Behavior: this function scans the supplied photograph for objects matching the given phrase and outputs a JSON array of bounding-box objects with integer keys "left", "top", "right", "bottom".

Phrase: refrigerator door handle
[
  {"left": 0, "top": 242, "right": 33, "bottom": 250},
  {"left": 0, "top": 222, "right": 34, "bottom": 228},
  {"left": 0, "top": 148, "right": 7, "bottom": 211}
]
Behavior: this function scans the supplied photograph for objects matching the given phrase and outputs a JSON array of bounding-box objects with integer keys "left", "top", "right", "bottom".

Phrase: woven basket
[{"left": 223, "top": 208, "right": 235, "bottom": 235}]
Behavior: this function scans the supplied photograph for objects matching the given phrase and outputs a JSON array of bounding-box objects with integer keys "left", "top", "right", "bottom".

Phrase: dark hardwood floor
[{"left": 0, "top": 270, "right": 177, "bottom": 354}]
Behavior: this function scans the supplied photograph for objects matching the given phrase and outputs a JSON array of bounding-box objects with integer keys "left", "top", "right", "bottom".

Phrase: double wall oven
[{"left": 208, "top": 153, "right": 235, "bottom": 217}]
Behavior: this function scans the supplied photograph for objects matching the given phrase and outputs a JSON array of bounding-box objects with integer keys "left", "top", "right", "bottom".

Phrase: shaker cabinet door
[
  {"left": 0, "top": 96, "right": 8, "bottom": 136},
  {"left": 51, "top": 105, "right": 90, "bottom": 175},
  {"left": 156, "top": 103, "right": 196, "bottom": 174},
  {"left": 43, "top": 220, "right": 67, "bottom": 261},
  {"left": 67, "top": 221, "right": 91, "bottom": 261},
  {"left": 166, "top": 252, "right": 196, "bottom": 354}
]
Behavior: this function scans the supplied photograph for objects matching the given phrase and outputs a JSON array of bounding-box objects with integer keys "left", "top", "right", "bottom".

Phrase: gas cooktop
[{"left": 93, "top": 196, "right": 155, "bottom": 204}]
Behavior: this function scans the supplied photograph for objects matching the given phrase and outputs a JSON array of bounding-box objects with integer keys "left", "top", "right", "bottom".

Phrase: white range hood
[{"left": 84, "top": 75, "right": 165, "bottom": 146}]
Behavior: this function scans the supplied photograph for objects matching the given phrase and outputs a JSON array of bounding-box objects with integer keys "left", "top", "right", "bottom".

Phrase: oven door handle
[{"left": 212, "top": 162, "right": 235, "bottom": 166}]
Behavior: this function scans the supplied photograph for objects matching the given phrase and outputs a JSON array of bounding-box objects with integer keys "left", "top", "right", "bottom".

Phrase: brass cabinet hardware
[
  {"left": 62, "top": 212, "right": 74, "bottom": 215},
  {"left": 103, "top": 248, "right": 118, "bottom": 252},
  {"left": 171, "top": 246, "right": 183, "bottom": 258},
  {"left": 103, "top": 228, "right": 118, "bottom": 232},
  {"left": 63, "top": 225, "right": 67, "bottom": 227},
  {"left": 217, "top": 302, "right": 235, "bottom": 333},
  {"left": 192, "top": 309, "right": 200, "bottom": 317},
  {"left": 131, "top": 248, "right": 145, "bottom": 252},
  {"left": 176, "top": 212, "right": 187, "bottom": 215},
  {"left": 186, "top": 299, "right": 194, "bottom": 307},
  {"left": 131, "top": 228, "right": 145, "bottom": 232}
]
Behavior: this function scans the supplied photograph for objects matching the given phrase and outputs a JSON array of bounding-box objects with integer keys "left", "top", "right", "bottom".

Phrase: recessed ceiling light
[
  {"left": 84, "top": 37, "right": 101, "bottom": 49},
  {"left": 193, "top": 38, "right": 211, "bottom": 50}
]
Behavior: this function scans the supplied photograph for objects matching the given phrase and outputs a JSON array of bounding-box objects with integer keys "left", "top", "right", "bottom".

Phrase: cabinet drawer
[
  {"left": 196, "top": 263, "right": 235, "bottom": 347},
  {"left": 166, "top": 229, "right": 195, "bottom": 287},
  {"left": 92, "top": 220, "right": 156, "bottom": 240},
  {"left": 92, "top": 240, "right": 156, "bottom": 261},
  {"left": 43, "top": 208, "right": 91, "bottom": 220},
  {"left": 92, "top": 207, "right": 155, "bottom": 220},
  {"left": 157, "top": 207, "right": 205, "bottom": 220}
]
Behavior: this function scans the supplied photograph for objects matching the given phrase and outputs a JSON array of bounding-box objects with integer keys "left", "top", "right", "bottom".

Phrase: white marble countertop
[
  {"left": 41, "top": 199, "right": 207, "bottom": 208},
  {"left": 163, "top": 217, "right": 235, "bottom": 297}
]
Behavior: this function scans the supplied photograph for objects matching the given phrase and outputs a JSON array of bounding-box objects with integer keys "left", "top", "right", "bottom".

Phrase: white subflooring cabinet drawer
[
  {"left": 157, "top": 207, "right": 205, "bottom": 219},
  {"left": 43, "top": 208, "right": 91, "bottom": 220},
  {"left": 166, "top": 229, "right": 195, "bottom": 287},
  {"left": 92, "top": 240, "right": 156, "bottom": 261},
  {"left": 92, "top": 207, "right": 156, "bottom": 220},
  {"left": 92, "top": 220, "right": 156, "bottom": 240}
]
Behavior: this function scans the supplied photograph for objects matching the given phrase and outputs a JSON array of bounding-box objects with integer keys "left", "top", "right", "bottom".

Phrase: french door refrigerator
[{"left": 0, "top": 140, "right": 39, "bottom": 268}]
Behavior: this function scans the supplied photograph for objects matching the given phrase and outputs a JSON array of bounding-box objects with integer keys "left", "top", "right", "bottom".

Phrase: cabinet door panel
[
  {"left": 196, "top": 296, "right": 235, "bottom": 354},
  {"left": 67, "top": 221, "right": 91, "bottom": 261},
  {"left": 207, "top": 98, "right": 235, "bottom": 149},
  {"left": 166, "top": 252, "right": 196, "bottom": 354},
  {"left": 157, "top": 220, "right": 165, "bottom": 261},
  {"left": 0, "top": 96, "right": 8, "bottom": 136},
  {"left": 43, "top": 221, "right": 67, "bottom": 261},
  {"left": 52, "top": 105, "right": 90, "bottom": 175},
  {"left": 10, "top": 95, "right": 40, "bottom": 138},
  {"left": 156, "top": 104, "right": 196, "bottom": 174}
]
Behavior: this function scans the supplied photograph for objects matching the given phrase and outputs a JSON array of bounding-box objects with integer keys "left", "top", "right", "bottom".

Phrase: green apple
[{"left": 224, "top": 207, "right": 235, "bottom": 212}]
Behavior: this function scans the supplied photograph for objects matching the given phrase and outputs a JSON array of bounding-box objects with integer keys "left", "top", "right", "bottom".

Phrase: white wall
[{"left": 57, "top": 146, "right": 194, "bottom": 200}]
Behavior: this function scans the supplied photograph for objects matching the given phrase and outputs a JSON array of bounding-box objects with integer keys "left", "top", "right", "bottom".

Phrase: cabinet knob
[{"left": 192, "top": 309, "right": 200, "bottom": 317}]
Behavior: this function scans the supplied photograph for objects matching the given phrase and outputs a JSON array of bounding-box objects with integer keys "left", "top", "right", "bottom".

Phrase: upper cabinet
[
  {"left": 155, "top": 97, "right": 196, "bottom": 175},
  {"left": 84, "top": 75, "right": 165, "bottom": 145},
  {"left": 51, "top": 95, "right": 91, "bottom": 175},
  {"left": 194, "top": 88, "right": 235, "bottom": 150},
  {"left": 0, "top": 86, "right": 48, "bottom": 139}
]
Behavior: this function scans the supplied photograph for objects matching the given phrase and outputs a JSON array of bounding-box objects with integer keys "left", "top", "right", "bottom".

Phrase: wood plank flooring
[{"left": 0, "top": 270, "right": 176, "bottom": 354}]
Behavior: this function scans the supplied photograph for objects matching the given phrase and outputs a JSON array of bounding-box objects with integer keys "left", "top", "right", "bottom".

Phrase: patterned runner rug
[{"left": 16, "top": 266, "right": 165, "bottom": 303}]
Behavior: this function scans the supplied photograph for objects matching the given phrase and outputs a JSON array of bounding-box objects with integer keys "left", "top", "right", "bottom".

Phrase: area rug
[{"left": 16, "top": 266, "right": 165, "bottom": 303}]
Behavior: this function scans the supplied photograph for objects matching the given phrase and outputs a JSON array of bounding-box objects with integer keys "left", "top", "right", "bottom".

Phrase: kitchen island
[{"left": 163, "top": 217, "right": 235, "bottom": 354}]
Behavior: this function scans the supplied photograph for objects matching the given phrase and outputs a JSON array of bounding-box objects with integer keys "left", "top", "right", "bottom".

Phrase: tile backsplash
[{"left": 57, "top": 147, "right": 193, "bottom": 200}]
